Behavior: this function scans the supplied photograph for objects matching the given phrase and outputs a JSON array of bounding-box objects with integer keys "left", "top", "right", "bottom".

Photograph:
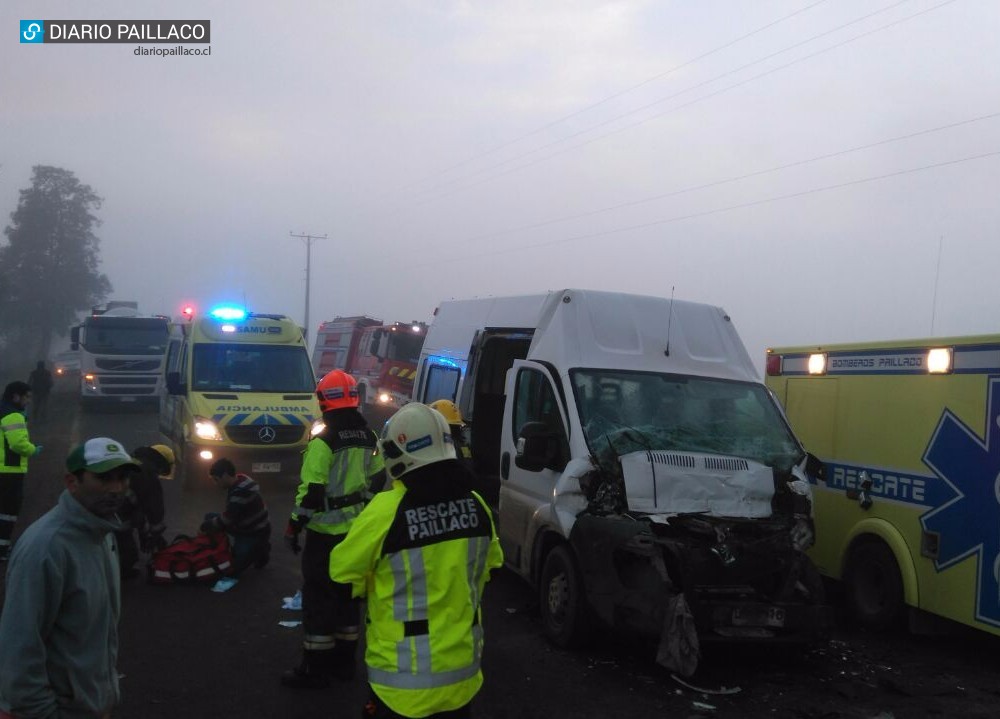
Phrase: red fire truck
[{"left": 312, "top": 316, "right": 427, "bottom": 411}]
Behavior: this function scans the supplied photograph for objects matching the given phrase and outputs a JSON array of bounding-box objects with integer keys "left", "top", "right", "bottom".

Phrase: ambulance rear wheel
[
  {"left": 539, "top": 545, "right": 592, "bottom": 649},
  {"left": 845, "top": 538, "right": 903, "bottom": 630}
]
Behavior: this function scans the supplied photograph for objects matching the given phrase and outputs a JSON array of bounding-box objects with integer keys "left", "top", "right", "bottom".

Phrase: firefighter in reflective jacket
[
  {"left": 282, "top": 369, "right": 386, "bottom": 688},
  {"left": 428, "top": 400, "right": 472, "bottom": 466},
  {"left": 1, "top": 381, "right": 41, "bottom": 561},
  {"left": 330, "top": 402, "right": 503, "bottom": 718}
]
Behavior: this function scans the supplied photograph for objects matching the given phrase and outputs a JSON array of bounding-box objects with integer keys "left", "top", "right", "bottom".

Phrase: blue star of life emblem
[{"left": 921, "top": 376, "right": 1000, "bottom": 627}]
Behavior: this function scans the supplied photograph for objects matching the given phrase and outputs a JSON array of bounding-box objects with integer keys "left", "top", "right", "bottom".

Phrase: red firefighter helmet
[{"left": 316, "top": 370, "right": 360, "bottom": 412}]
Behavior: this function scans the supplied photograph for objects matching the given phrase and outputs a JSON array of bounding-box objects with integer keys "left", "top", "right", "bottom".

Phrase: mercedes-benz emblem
[{"left": 258, "top": 426, "right": 277, "bottom": 443}]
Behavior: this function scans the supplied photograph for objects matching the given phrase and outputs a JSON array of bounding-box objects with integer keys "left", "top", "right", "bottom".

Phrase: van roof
[
  {"left": 530, "top": 289, "right": 758, "bottom": 382},
  {"left": 427, "top": 289, "right": 758, "bottom": 382}
]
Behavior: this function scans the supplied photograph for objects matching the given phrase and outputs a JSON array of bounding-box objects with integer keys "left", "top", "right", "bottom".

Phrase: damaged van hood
[{"left": 620, "top": 450, "right": 798, "bottom": 519}]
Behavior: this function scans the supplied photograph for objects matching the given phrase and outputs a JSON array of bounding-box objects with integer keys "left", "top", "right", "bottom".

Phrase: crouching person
[
  {"left": 200, "top": 458, "right": 271, "bottom": 591},
  {"left": 329, "top": 403, "right": 503, "bottom": 719}
]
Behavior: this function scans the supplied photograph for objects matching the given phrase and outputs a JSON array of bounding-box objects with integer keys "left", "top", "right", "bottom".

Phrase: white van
[{"left": 413, "top": 289, "right": 828, "bottom": 675}]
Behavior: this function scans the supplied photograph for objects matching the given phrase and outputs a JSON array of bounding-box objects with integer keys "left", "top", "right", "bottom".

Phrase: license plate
[
  {"left": 252, "top": 462, "right": 281, "bottom": 473},
  {"left": 732, "top": 606, "right": 786, "bottom": 628}
]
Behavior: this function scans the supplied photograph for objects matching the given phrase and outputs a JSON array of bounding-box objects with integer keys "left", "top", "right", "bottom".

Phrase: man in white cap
[{"left": 0, "top": 437, "right": 138, "bottom": 719}]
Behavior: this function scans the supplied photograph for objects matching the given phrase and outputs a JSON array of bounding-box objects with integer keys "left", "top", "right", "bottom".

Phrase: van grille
[
  {"left": 649, "top": 452, "right": 696, "bottom": 468},
  {"left": 704, "top": 457, "right": 749, "bottom": 472},
  {"left": 226, "top": 425, "right": 305, "bottom": 445}
]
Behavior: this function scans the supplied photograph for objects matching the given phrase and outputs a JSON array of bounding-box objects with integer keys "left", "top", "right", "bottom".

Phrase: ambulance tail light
[
  {"left": 765, "top": 353, "right": 782, "bottom": 376},
  {"left": 927, "top": 347, "right": 953, "bottom": 374},
  {"left": 808, "top": 353, "right": 827, "bottom": 375}
]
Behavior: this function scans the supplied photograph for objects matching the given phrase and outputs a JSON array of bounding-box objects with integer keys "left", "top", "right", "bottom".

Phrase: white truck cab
[{"left": 414, "top": 289, "right": 828, "bottom": 675}]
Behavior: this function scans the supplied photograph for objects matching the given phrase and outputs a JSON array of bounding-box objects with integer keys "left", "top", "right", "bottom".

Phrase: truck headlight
[{"left": 194, "top": 417, "right": 223, "bottom": 441}]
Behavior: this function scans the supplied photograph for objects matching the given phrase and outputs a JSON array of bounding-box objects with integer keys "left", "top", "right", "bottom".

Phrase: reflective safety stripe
[
  {"left": 379, "top": 547, "right": 483, "bottom": 690},
  {"left": 304, "top": 634, "right": 336, "bottom": 650},
  {"left": 467, "top": 536, "right": 489, "bottom": 659},
  {"left": 293, "top": 506, "right": 315, "bottom": 518},
  {"left": 334, "top": 626, "right": 360, "bottom": 641},
  {"left": 0, "top": 513, "right": 17, "bottom": 522},
  {"left": 368, "top": 661, "right": 481, "bottom": 690},
  {"left": 0, "top": 538, "right": 10, "bottom": 547},
  {"left": 312, "top": 451, "right": 355, "bottom": 526},
  {"left": 0, "top": 423, "right": 26, "bottom": 431}
]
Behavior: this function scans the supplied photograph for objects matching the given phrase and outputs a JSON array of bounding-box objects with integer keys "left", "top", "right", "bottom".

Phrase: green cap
[{"left": 66, "top": 437, "right": 140, "bottom": 474}]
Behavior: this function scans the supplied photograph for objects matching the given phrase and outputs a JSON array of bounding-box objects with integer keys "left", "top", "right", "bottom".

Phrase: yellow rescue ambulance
[
  {"left": 160, "top": 305, "right": 321, "bottom": 485},
  {"left": 765, "top": 335, "right": 1000, "bottom": 635}
]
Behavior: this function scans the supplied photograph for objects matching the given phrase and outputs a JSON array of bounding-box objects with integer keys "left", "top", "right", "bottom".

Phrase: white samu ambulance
[
  {"left": 413, "top": 289, "right": 829, "bottom": 675},
  {"left": 766, "top": 336, "right": 1000, "bottom": 636},
  {"left": 160, "top": 305, "right": 321, "bottom": 484}
]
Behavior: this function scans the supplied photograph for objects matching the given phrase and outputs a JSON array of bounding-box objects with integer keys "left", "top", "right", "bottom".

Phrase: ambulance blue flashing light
[{"left": 209, "top": 305, "right": 247, "bottom": 322}]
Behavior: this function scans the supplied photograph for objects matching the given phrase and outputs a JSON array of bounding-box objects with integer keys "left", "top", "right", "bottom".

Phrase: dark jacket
[{"left": 206, "top": 474, "right": 270, "bottom": 536}]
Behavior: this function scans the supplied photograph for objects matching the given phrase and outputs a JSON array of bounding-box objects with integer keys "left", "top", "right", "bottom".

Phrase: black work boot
[
  {"left": 330, "top": 639, "right": 358, "bottom": 681},
  {"left": 280, "top": 649, "right": 333, "bottom": 689}
]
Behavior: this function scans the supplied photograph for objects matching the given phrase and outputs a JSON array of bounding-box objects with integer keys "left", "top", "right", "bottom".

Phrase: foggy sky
[{"left": 2, "top": 0, "right": 999, "bottom": 371}]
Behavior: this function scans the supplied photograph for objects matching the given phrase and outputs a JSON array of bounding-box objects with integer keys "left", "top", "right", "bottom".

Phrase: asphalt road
[{"left": 4, "top": 387, "right": 1000, "bottom": 718}]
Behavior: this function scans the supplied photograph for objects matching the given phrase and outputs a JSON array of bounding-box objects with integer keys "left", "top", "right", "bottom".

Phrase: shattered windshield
[{"left": 570, "top": 369, "right": 803, "bottom": 472}]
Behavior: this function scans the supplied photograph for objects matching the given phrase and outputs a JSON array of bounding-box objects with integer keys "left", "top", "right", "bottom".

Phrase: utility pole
[{"left": 289, "top": 231, "right": 326, "bottom": 343}]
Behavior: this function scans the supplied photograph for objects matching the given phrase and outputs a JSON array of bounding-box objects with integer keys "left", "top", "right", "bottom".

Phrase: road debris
[{"left": 671, "top": 674, "right": 741, "bottom": 695}]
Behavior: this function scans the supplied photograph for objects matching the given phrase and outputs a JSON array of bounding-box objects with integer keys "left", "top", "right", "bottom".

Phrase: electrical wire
[
  {"left": 415, "top": 0, "right": 957, "bottom": 202},
  {"left": 412, "top": 149, "right": 1000, "bottom": 268},
  {"left": 455, "top": 111, "right": 1000, "bottom": 245},
  {"left": 383, "top": 0, "right": 832, "bottom": 199}
]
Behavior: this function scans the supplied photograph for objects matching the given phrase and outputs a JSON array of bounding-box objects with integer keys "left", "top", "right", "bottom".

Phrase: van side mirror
[
  {"left": 514, "top": 421, "right": 564, "bottom": 472},
  {"left": 805, "top": 452, "right": 825, "bottom": 482},
  {"left": 166, "top": 371, "right": 186, "bottom": 396}
]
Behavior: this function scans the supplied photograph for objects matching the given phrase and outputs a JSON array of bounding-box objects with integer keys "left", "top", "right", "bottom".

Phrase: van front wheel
[
  {"left": 845, "top": 538, "right": 904, "bottom": 630},
  {"left": 539, "top": 545, "right": 591, "bottom": 648}
]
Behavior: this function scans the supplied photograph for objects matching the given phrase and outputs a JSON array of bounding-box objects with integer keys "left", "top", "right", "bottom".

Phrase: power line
[
  {"left": 413, "top": 149, "right": 1000, "bottom": 268},
  {"left": 414, "top": 0, "right": 953, "bottom": 202},
  {"left": 383, "top": 0, "right": 832, "bottom": 199},
  {"left": 454, "top": 111, "right": 1000, "bottom": 246}
]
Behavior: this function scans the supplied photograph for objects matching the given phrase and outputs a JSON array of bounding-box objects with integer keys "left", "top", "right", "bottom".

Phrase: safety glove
[{"left": 284, "top": 519, "right": 303, "bottom": 555}]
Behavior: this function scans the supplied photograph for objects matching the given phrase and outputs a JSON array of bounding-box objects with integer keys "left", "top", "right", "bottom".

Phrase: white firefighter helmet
[{"left": 380, "top": 402, "right": 456, "bottom": 479}]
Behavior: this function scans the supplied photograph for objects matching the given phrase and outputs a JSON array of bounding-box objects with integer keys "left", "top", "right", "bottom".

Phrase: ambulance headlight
[
  {"left": 927, "top": 347, "right": 952, "bottom": 374},
  {"left": 310, "top": 420, "right": 326, "bottom": 437},
  {"left": 194, "top": 417, "right": 223, "bottom": 441},
  {"left": 378, "top": 392, "right": 391, "bottom": 404}
]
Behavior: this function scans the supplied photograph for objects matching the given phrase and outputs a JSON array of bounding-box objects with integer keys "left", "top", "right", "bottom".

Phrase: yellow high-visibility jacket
[
  {"left": 329, "top": 480, "right": 503, "bottom": 718},
  {"left": 291, "top": 424, "right": 384, "bottom": 536},
  {"left": 0, "top": 409, "right": 35, "bottom": 474}
]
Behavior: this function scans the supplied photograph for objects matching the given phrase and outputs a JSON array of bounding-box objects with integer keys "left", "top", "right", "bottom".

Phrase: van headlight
[
  {"left": 310, "top": 420, "right": 326, "bottom": 437},
  {"left": 378, "top": 392, "right": 391, "bottom": 404},
  {"left": 194, "top": 417, "right": 223, "bottom": 441}
]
